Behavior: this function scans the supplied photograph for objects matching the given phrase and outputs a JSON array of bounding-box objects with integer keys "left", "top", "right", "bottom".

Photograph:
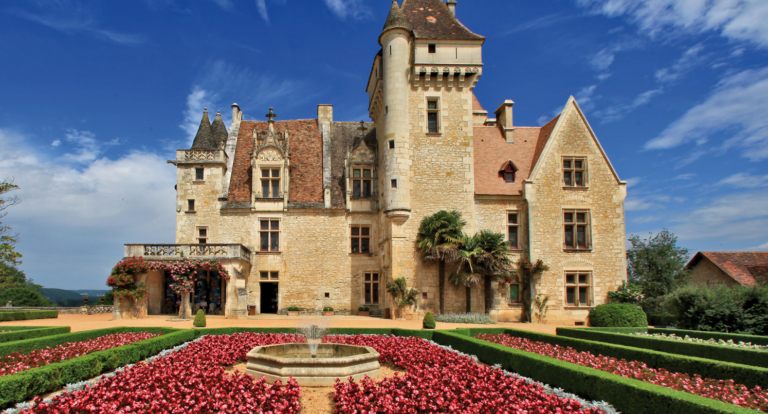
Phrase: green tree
[
  {"left": 627, "top": 229, "right": 690, "bottom": 299},
  {"left": 449, "top": 233, "right": 482, "bottom": 313},
  {"left": 0, "top": 263, "right": 41, "bottom": 290},
  {"left": 0, "top": 178, "right": 22, "bottom": 269},
  {"left": 416, "top": 210, "right": 465, "bottom": 314},
  {"left": 450, "top": 230, "right": 514, "bottom": 314},
  {"left": 0, "top": 286, "right": 49, "bottom": 307}
]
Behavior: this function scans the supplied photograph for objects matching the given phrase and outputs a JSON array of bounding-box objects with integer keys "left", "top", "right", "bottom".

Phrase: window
[
  {"left": 187, "top": 199, "right": 195, "bottom": 212},
  {"left": 389, "top": 140, "right": 395, "bottom": 149},
  {"left": 499, "top": 161, "right": 518, "bottom": 183},
  {"left": 428, "top": 44, "right": 436, "bottom": 53},
  {"left": 364, "top": 273, "right": 379, "bottom": 304},
  {"left": 260, "top": 219, "right": 280, "bottom": 252},
  {"left": 507, "top": 213, "right": 519, "bottom": 249},
  {"left": 391, "top": 179, "right": 397, "bottom": 188},
  {"left": 565, "top": 272, "right": 591, "bottom": 306},
  {"left": 563, "top": 157, "right": 587, "bottom": 187},
  {"left": 195, "top": 168, "right": 204, "bottom": 181},
  {"left": 197, "top": 227, "right": 207, "bottom": 244},
  {"left": 261, "top": 168, "right": 281, "bottom": 198},
  {"left": 422, "top": 292, "right": 428, "bottom": 299},
  {"left": 351, "top": 226, "right": 370, "bottom": 253},
  {"left": 260, "top": 271, "right": 278, "bottom": 280},
  {"left": 509, "top": 283, "right": 521, "bottom": 303},
  {"left": 352, "top": 168, "right": 372, "bottom": 198},
  {"left": 564, "top": 210, "right": 591, "bottom": 250},
  {"left": 427, "top": 100, "right": 439, "bottom": 133}
]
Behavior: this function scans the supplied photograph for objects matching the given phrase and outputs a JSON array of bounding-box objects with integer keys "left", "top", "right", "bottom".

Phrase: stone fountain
[{"left": 245, "top": 319, "right": 380, "bottom": 387}]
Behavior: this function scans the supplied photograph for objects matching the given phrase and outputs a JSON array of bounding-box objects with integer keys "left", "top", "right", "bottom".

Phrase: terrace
[{"left": 124, "top": 244, "right": 252, "bottom": 264}]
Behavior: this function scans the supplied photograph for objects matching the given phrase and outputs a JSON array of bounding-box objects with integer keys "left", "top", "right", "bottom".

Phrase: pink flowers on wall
[
  {"left": 478, "top": 333, "right": 768, "bottom": 411},
  {"left": 0, "top": 332, "right": 158, "bottom": 377}
]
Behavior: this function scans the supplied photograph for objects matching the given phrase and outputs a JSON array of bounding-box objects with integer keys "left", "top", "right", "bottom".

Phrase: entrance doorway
[
  {"left": 162, "top": 270, "right": 226, "bottom": 315},
  {"left": 260, "top": 282, "right": 279, "bottom": 314}
]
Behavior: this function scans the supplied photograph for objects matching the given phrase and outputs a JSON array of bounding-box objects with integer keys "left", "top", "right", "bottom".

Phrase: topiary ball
[
  {"left": 423, "top": 311, "right": 436, "bottom": 329},
  {"left": 193, "top": 309, "right": 207, "bottom": 328},
  {"left": 589, "top": 303, "right": 648, "bottom": 327}
]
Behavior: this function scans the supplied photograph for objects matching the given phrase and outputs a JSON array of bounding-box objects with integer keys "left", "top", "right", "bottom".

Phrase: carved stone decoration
[
  {"left": 144, "top": 245, "right": 180, "bottom": 256},
  {"left": 258, "top": 147, "right": 283, "bottom": 161},
  {"left": 184, "top": 150, "right": 216, "bottom": 161}
]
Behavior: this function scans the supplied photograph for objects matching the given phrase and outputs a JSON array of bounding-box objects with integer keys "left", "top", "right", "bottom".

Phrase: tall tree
[
  {"left": 0, "top": 263, "right": 41, "bottom": 290},
  {"left": 627, "top": 229, "right": 690, "bottom": 298},
  {"left": 0, "top": 178, "right": 22, "bottom": 269},
  {"left": 416, "top": 210, "right": 465, "bottom": 314},
  {"left": 449, "top": 233, "right": 482, "bottom": 312},
  {"left": 450, "top": 230, "right": 514, "bottom": 314}
]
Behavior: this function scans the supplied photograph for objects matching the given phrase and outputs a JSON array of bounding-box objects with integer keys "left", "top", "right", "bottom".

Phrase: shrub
[
  {"left": 0, "top": 326, "right": 70, "bottom": 343},
  {"left": 193, "top": 310, "right": 206, "bottom": 327},
  {"left": 423, "top": 312, "right": 436, "bottom": 329},
  {"left": 358, "top": 306, "right": 369, "bottom": 311},
  {"left": 434, "top": 313, "right": 496, "bottom": 324},
  {"left": 287, "top": 306, "right": 299, "bottom": 312},
  {"left": 0, "top": 310, "right": 58, "bottom": 322},
  {"left": 664, "top": 284, "right": 768, "bottom": 335},
  {"left": 589, "top": 303, "right": 648, "bottom": 327},
  {"left": 323, "top": 307, "right": 333, "bottom": 312},
  {"left": 0, "top": 287, "right": 49, "bottom": 307}
]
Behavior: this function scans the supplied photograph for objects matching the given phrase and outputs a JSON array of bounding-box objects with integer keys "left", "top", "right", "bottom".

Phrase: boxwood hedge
[
  {"left": 558, "top": 327, "right": 768, "bottom": 368},
  {"left": 0, "top": 327, "right": 190, "bottom": 409},
  {"left": 649, "top": 328, "right": 768, "bottom": 346},
  {"left": 466, "top": 327, "right": 768, "bottom": 389},
  {"left": 0, "top": 326, "right": 71, "bottom": 344},
  {"left": 0, "top": 310, "right": 58, "bottom": 321},
  {"left": 435, "top": 331, "right": 754, "bottom": 414}
]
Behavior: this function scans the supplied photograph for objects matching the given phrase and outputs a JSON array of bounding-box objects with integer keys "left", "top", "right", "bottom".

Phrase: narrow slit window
[
  {"left": 507, "top": 213, "right": 519, "bottom": 249},
  {"left": 427, "top": 100, "right": 439, "bottom": 133}
]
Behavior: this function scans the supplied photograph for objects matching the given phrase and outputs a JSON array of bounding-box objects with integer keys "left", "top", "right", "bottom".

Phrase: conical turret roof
[
  {"left": 211, "top": 111, "right": 229, "bottom": 148},
  {"left": 191, "top": 108, "right": 217, "bottom": 149},
  {"left": 382, "top": 1, "right": 409, "bottom": 34}
]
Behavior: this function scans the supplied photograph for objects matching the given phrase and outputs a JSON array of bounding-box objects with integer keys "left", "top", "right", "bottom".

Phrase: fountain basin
[{"left": 245, "top": 343, "right": 381, "bottom": 387}]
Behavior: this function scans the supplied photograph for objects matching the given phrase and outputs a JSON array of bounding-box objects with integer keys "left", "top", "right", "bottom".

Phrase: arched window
[{"left": 499, "top": 160, "right": 518, "bottom": 183}]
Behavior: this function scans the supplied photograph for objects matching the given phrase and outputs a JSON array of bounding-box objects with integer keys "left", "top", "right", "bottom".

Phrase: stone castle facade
[{"left": 123, "top": 0, "right": 628, "bottom": 325}]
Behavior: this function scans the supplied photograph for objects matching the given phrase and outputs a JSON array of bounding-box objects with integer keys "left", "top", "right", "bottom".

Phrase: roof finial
[
  {"left": 358, "top": 120, "right": 368, "bottom": 137},
  {"left": 266, "top": 107, "right": 277, "bottom": 122}
]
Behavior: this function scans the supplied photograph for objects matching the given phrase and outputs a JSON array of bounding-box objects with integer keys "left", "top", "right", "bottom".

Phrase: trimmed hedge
[
  {"left": 589, "top": 303, "right": 648, "bottom": 327},
  {"left": 558, "top": 327, "right": 768, "bottom": 368},
  {"left": 0, "top": 327, "right": 174, "bottom": 358},
  {"left": 0, "top": 310, "right": 58, "bottom": 321},
  {"left": 0, "top": 327, "right": 190, "bottom": 409},
  {"left": 466, "top": 327, "right": 768, "bottom": 389},
  {"left": 649, "top": 328, "right": 768, "bottom": 346},
  {"left": 0, "top": 326, "right": 71, "bottom": 344},
  {"left": 434, "top": 331, "right": 754, "bottom": 414}
]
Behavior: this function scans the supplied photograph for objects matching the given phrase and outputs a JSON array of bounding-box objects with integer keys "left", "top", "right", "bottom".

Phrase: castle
[{"left": 121, "top": 0, "right": 628, "bottom": 325}]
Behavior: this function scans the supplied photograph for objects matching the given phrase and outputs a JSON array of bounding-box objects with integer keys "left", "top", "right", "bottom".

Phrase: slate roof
[
  {"left": 191, "top": 109, "right": 218, "bottom": 149},
  {"left": 382, "top": 0, "right": 409, "bottom": 34},
  {"left": 473, "top": 114, "right": 559, "bottom": 196},
  {"left": 211, "top": 112, "right": 229, "bottom": 148},
  {"left": 330, "top": 122, "right": 376, "bottom": 209},
  {"left": 686, "top": 252, "right": 768, "bottom": 286},
  {"left": 400, "top": 0, "right": 484, "bottom": 41}
]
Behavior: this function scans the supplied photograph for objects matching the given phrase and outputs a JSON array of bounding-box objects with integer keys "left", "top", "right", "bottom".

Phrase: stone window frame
[
  {"left": 197, "top": 227, "right": 208, "bottom": 244},
  {"left": 563, "top": 209, "right": 592, "bottom": 251},
  {"left": 259, "top": 218, "right": 281, "bottom": 252},
  {"left": 260, "top": 166, "right": 282, "bottom": 199},
  {"left": 506, "top": 211, "right": 519, "bottom": 250},
  {"left": 351, "top": 167, "right": 374, "bottom": 199},
  {"left": 426, "top": 97, "right": 441, "bottom": 134},
  {"left": 195, "top": 168, "right": 204, "bottom": 181},
  {"left": 562, "top": 156, "right": 588, "bottom": 188},
  {"left": 187, "top": 199, "right": 195, "bottom": 213},
  {"left": 564, "top": 271, "right": 593, "bottom": 307},
  {"left": 363, "top": 272, "right": 380, "bottom": 305},
  {"left": 351, "top": 225, "right": 371, "bottom": 254},
  {"left": 259, "top": 271, "right": 279, "bottom": 281},
  {"left": 509, "top": 281, "right": 522, "bottom": 304}
]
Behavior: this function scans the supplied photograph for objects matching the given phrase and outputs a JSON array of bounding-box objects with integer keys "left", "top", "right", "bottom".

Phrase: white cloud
[
  {"left": 323, "top": 0, "right": 371, "bottom": 20},
  {"left": 255, "top": 0, "right": 269, "bottom": 22},
  {"left": 655, "top": 43, "right": 706, "bottom": 84},
  {"left": 51, "top": 140, "right": 61, "bottom": 147},
  {"left": 212, "top": 0, "right": 234, "bottom": 12},
  {"left": 672, "top": 190, "right": 768, "bottom": 242},
  {"left": 0, "top": 128, "right": 176, "bottom": 289},
  {"left": 577, "top": 0, "right": 768, "bottom": 48},
  {"left": 625, "top": 195, "right": 664, "bottom": 211},
  {"left": 717, "top": 172, "right": 768, "bottom": 188},
  {"left": 8, "top": 8, "right": 145, "bottom": 46},
  {"left": 624, "top": 177, "right": 642, "bottom": 187},
  {"left": 181, "top": 88, "right": 216, "bottom": 145},
  {"left": 674, "top": 173, "right": 696, "bottom": 180},
  {"left": 645, "top": 67, "right": 768, "bottom": 160},
  {"left": 759, "top": 241, "right": 768, "bottom": 249},
  {"left": 594, "top": 88, "right": 663, "bottom": 123},
  {"left": 590, "top": 48, "right": 616, "bottom": 72}
]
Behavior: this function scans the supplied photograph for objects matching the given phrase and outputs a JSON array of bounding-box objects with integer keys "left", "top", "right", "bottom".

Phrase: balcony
[
  {"left": 124, "top": 244, "right": 251, "bottom": 263},
  {"left": 173, "top": 149, "right": 227, "bottom": 165}
]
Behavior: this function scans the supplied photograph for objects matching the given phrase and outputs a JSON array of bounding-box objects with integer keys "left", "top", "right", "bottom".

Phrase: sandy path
[{"left": 0, "top": 313, "right": 563, "bottom": 335}]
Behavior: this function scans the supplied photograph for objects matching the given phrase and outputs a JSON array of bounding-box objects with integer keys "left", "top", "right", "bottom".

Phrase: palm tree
[
  {"left": 449, "top": 233, "right": 482, "bottom": 313},
  {"left": 473, "top": 230, "right": 515, "bottom": 314},
  {"left": 416, "top": 210, "right": 466, "bottom": 314}
]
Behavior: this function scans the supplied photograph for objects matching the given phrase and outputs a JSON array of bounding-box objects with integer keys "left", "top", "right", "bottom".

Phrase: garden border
[
  {"left": 558, "top": 327, "right": 768, "bottom": 368},
  {"left": 0, "top": 310, "right": 58, "bottom": 322},
  {"left": 0, "top": 327, "right": 192, "bottom": 409},
  {"left": 0, "top": 327, "right": 71, "bottom": 344}
]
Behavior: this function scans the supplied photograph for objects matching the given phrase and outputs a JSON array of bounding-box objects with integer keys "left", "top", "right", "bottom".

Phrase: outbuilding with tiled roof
[{"left": 686, "top": 251, "right": 768, "bottom": 287}]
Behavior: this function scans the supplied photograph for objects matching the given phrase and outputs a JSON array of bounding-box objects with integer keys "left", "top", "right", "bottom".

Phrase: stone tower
[{"left": 367, "top": 0, "right": 485, "bottom": 313}]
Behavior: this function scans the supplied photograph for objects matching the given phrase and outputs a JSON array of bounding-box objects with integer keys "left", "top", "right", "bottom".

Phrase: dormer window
[
  {"left": 499, "top": 160, "right": 518, "bottom": 183},
  {"left": 352, "top": 168, "right": 372, "bottom": 198},
  {"left": 261, "top": 168, "right": 281, "bottom": 198}
]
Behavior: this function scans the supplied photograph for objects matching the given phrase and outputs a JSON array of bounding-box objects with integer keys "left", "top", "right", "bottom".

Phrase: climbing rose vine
[{"left": 106, "top": 257, "right": 229, "bottom": 296}]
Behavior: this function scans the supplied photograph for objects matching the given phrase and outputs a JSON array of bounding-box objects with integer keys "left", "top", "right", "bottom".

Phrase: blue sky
[{"left": 0, "top": 0, "right": 766, "bottom": 289}]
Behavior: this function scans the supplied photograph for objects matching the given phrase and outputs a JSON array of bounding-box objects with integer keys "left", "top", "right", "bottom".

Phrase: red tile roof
[
  {"left": 474, "top": 126, "right": 540, "bottom": 195},
  {"left": 687, "top": 252, "right": 768, "bottom": 286},
  {"left": 472, "top": 93, "right": 485, "bottom": 112},
  {"left": 227, "top": 120, "right": 323, "bottom": 205}
]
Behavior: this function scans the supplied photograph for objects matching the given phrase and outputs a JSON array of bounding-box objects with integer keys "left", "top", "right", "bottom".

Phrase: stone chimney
[
  {"left": 318, "top": 105, "right": 333, "bottom": 207},
  {"left": 495, "top": 100, "right": 515, "bottom": 143},
  {"left": 231, "top": 103, "right": 242, "bottom": 124},
  {"left": 446, "top": 0, "right": 456, "bottom": 16}
]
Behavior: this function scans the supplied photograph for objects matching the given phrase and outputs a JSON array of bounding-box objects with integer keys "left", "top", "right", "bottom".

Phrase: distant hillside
[
  {"left": 72, "top": 290, "right": 109, "bottom": 297},
  {"left": 41, "top": 288, "right": 86, "bottom": 307}
]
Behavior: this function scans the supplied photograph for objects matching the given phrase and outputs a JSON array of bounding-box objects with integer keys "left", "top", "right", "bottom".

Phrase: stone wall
[
  {"left": 526, "top": 101, "right": 627, "bottom": 325},
  {"left": 690, "top": 258, "right": 739, "bottom": 287}
]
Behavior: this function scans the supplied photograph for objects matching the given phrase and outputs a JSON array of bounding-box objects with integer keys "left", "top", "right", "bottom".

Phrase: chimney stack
[
  {"left": 495, "top": 100, "right": 515, "bottom": 143},
  {"left": 446, "top": 0, "right": 456, "bottom": 16},
  {"left": 231, "top": 103, "right": 242, "bottom": 123}
]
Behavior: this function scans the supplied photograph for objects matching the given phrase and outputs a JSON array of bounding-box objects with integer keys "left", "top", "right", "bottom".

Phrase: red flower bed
[
  {"left": 325, "top": 335, "right": 605, "bottom": 413},
  {"left": 21, "top": 332, "right": 303, "bottom": 414},
  {"left": 478, "top": 333, "right": 768, "bottom": 411},
  {"left": 0, "top": 332, "right": 159, "bottom": 377}
]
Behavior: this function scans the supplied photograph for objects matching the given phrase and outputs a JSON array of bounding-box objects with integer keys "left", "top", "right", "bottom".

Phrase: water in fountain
[{"left": 297, "top": 318, "right": 328, "bottom": 358}]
